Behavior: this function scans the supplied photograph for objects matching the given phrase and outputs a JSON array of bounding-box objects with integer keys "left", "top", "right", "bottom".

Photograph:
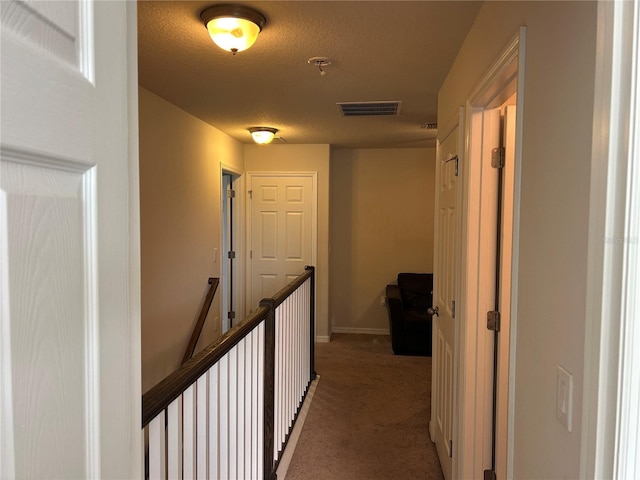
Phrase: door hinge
[
  {"left": 227, "top": 311, "right": 236, "bottom": 320},
  {"left": 491, "top": 147, "right": 505, "bottom": 168},
  {"left": 484, "top": 469, "right": 496, "bottom": 480},
  {"left": 487, "top": 310, "right": 501, "bottom": 332},
  {"left": 250, "top": 250, "right": 253, "bottom": 259},
  {"left": 451, "top": 300, "right": 456, "bottom": 319},
  {"left": 445, "top": 155, "right": 459, "bottom": 176},
  {"left": 227, "top": 251, "right": 236, "bottom": 259},
  {"left": 449, "top": 439, "right": 453, "bottom": 458},
  {"left": 227, "top": 189, "right": 236, "bottom": 199},
  {"left": 248, "top": 190, "right": 253, "bottom": 199}
]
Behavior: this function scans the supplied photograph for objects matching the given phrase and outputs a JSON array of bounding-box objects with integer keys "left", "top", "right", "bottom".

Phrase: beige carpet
[{"left": 283, "top": 334, "right": 443, "bottom": 480}]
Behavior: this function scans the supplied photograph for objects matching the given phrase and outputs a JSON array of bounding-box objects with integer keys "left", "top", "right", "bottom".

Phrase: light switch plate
[{"left": 556, "top": 365, "right": 573, "bottom": 432}]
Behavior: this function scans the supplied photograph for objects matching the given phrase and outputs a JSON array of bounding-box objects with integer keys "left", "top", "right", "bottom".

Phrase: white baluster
[
  {"left": 257, "top": 322, "right": 264, "bottom": 479},
  {"left": 183, "top": 385, "right": 197, "bottom": 479},
  {"left": 288, "top": 296, "right": 293, "bottom": 423},
  {"left": 244, "top": 335, "right": 254, "bottom": 477},
  {"left": 252, "top": 328, "right": 260, "bottom": 479},
  {"left": 273, "top": 308, "right": 285, "bottom": 452},
  {"left": 294, "top": 290, "right": 299, "bottom": 404},
  {"left": 167, "top": 396, "right": 183, "bottom": 479},
  {"left": 229, "top": 346, "right": 238, "bottom": 479},
  {"left": 208, "top": 364, "right": 219, "bottom": 480},
  {"left": 197, "top": 375, "right": 208, "bottom": 478},
  {"left": 149, "top": 412, "right": 166, "bottom": 480},
  {"left": 237, "top": 340, "right": 245, "bottom": 480},
  {"left": 219, "top": 355, "right": 229, "bottom": 480}
]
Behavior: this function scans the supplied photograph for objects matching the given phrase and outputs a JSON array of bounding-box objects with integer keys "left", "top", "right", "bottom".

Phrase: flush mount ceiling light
[
  {"left": 249, "top": 127, "right": 278, "bottom": 144},
  {"left": 201, "top": 4, "right": 266, "bottom": 55}
]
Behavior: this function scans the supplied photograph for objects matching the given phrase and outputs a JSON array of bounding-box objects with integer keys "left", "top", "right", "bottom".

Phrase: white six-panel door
[
  {"left": 248, "top": 174, "right": 315, "bottom": 311},
  {"left": 0, "top": 1, "right": 140, "bottom": 478},
  {"left": 432, "top": 114, "right": 461, "bottom": 480}
]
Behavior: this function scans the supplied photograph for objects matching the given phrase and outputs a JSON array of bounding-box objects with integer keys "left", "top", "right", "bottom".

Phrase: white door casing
[
  {"left": 431, "top": 108, "right": 463, "bottom": 480},
  {"left": 581, "top": 1, "right": 640, "bottom": 477},
  {"left": 455, "top": 29, "right": 524, "bottom": 480},
  {"left": 247, "top": 173, "right": 316, "bottom": 311},
  {"left": 0, "top": 1, "right": 140, "bottom": 478}
]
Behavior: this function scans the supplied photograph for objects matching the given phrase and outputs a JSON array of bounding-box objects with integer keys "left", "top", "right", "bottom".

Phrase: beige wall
[
  {"left": 330, "top": 148, "right": 435, "bottom": 333},
  {"left": 139, "top": 88, "right": 244, "bottom": 392},
  {"left": 439, "top": 2, "right": 597, "bottom": 477},
  {"left": 244, "top": 144, "right": 331, "bottom": 340}
]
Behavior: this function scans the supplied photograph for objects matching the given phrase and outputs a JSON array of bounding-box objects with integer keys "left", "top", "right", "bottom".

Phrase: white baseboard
[
  {"left": 331, "top": 327, "right": 390, "bottom": 335},
  {"left": 315, "top": 335, "right": 331, "bottom": 343}
]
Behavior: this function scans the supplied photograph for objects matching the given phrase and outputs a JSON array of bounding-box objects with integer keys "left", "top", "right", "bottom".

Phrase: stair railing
[
  {"left": 143, "top": 266, "right": 316, "bottom": 480},
  {"left": 182, "top": 277, "right": 220, "bottom": 364}
]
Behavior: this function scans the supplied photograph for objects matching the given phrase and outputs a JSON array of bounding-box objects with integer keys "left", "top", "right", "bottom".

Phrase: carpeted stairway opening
[{"left": 282, "top": 334, "right": 443, "bottom": 480}]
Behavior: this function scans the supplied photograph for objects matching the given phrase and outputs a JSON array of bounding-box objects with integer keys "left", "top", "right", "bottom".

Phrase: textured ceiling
[{"left": 138, "top": 1, "right": 482, "bottom": 149}]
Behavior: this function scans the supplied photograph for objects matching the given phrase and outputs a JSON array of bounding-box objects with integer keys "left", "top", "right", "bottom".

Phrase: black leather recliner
[{"left": 386, "top": 273, "right": 434, "bottom": 356}]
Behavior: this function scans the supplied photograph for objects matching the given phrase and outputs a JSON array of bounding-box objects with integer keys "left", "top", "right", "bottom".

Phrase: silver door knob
[{"left": 427, "top": 306, "right": 439, "bottom": 316}]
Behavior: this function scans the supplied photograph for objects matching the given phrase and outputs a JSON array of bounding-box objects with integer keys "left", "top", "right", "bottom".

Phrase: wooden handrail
[
  {"left": 270, "top": 266, "right": 314, "bottom": 307},
  {"left": 181, "top": 277, "right": 219, "bottom": 364},
  {"left": 142, "top": 266, "right": 315, "bottom": 428},
  {"left": 143, "top": 305, "right": 269, "bottom": 427}
]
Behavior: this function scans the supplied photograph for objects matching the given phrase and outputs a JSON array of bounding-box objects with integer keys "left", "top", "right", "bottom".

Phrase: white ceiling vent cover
[{"left": 337, "top": 101, "right": 402, "bottom": 117}]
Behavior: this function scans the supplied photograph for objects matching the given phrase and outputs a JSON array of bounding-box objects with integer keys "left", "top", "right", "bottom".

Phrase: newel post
[{"left": 260, "top": 297, "right": 276, "bottom": 480}]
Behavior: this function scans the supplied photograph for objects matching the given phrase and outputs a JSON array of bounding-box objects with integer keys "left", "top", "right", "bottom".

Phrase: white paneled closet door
[
  {"left": 248, "top": 174, "right": 315, "bottom": 311},
  {"left": 0, "top": 1, "right": 140, "bottom": 478},
  {"left": 432, "top": 115, "right": 460, "bottom": 480}
]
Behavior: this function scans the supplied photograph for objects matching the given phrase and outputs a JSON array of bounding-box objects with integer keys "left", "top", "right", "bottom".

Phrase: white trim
[
  {"left": 581, "top": 1, "right": 640, "bottom": 477},
  {"left": 221, "top": 163, "right": 243, "bottom": 177},
  {"left": 0, "top": 180, "right": 15, "bottom": 479},
  {"left": 126, "top": 2, "right": 143, "bottom": 475},
  {"left": 456, "top": 27, "right": 525, "bottom": 480},
  {"left": 315, "top": 335, "right": 330, "bottom": 344},
  {"left": 507, "top": 29, "right": 526, "bottom": 480},
  {"left": 331, "top": 327, "right": 390, "bottom": 336}
]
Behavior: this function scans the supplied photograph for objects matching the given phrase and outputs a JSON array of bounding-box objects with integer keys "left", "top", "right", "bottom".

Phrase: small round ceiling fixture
[
  {"left": 201, "top": 4, "right": 267, "bottom": 55},
  {"left": 249, "top": 127, "right": 278, "bottom": 145},
  {"left": 307, "top": 56, "right": 331, "bottom": 76}
]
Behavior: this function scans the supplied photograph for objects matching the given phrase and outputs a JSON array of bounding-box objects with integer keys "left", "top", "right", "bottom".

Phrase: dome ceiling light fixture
[
  {"left": 249, "top": 127, "right": 278, "bottom": 145},
  {"left": 201, "top": 4, "right": 267, "bottom": 55}
]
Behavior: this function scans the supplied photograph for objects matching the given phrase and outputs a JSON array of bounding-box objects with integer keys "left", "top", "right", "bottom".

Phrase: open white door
[
  {"left": 495, "top": 104, "right": 517, "bottom": 478},
  {"left": 1, "top": 1, "right": 140, "bottom": 478},
  {"left": 222, "top": 172, "right": 234, "bottom": 332},
  {"left": 431, "top": 111, "right": 462, "bottom": 480}
]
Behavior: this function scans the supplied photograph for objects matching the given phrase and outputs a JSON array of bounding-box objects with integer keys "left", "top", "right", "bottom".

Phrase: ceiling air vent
[{"left": 337, "top": 101, "right": 402, "bottom": 117}]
